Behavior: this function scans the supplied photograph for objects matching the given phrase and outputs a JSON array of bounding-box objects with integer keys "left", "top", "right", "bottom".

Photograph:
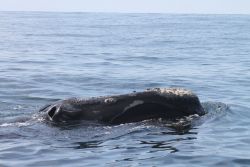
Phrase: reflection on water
[
  {"left": 75, "top": 141, "right": 102, "bottom": 149},
  {"left": 140, "top": 140, "right": 180, "bottom": 153}
]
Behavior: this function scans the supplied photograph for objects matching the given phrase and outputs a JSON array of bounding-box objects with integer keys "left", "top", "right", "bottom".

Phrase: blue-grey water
[{"left": 0, "top": 12, "right": 250, "bottom": 167}]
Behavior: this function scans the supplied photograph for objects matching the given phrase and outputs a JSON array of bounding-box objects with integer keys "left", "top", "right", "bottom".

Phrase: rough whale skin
[{"left": 39, "top": 88, "right": 205, "bottom": 124}]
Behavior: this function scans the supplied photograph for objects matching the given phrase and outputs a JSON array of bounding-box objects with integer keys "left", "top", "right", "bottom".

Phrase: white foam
[{"left": 0, "top": 122, "right": 31, "bottom": 127}]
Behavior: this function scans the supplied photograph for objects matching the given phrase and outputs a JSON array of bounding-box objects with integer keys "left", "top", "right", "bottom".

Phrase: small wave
[
  {"left": 202, "top": 101, "right": 229, "bottom": 114},
  {"left": 0, "top": 122, "right": 31, "bottom": 127},
  {"left": 20, "top": 96, "right": 61, "bottom": 102},
  {"left": 25, "top": 33, "right": 104, "bottom": 38},
  {"left": 0, "top": 113, "right": 45, "bottom": 128}
]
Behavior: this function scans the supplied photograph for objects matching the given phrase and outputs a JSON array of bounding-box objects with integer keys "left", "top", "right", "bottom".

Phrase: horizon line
[{"left": 1, "top": 10, "right": 250, "bottom": 15}]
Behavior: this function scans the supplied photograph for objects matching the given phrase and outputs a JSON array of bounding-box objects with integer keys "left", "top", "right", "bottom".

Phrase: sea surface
[{"left": 0, "top": 12, "right": 250, "bottom": 167}]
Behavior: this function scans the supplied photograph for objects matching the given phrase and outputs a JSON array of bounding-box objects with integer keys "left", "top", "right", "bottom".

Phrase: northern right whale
[{"left": 39, "top": 88, "right": 205, "bottom": 124}]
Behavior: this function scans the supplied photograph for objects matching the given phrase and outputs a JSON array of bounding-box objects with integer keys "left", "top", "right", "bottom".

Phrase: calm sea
[{"left": 0, "top": 12, "right": 250, "bottom": 167}]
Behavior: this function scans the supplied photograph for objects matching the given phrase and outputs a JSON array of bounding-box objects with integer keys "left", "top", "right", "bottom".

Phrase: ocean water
[{"left": 0, "top": 12, "right": 250, "bottom": 167}]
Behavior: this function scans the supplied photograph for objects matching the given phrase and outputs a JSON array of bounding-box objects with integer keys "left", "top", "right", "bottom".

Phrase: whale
[{"left": 39, "top": 88, "right": 205, "bottom": 124}]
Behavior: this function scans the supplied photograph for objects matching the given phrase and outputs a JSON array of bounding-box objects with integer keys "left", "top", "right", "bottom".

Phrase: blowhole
[{"left": 48, "top": 106, "right": 57, "bottom": 118}]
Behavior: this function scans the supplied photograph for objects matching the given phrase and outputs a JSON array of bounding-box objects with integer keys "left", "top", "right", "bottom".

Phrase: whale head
[{"left": 39, "top": 99, "right": 84, "bottom": 122}]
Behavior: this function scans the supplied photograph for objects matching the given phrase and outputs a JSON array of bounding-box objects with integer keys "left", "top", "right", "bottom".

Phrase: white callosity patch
[
  {"left": 145, "top": 88, "right": 195, "bottom": 97},
  {"left": 104, "top": 97, "right": 117, "bottom": 104},
  {"left": 123, "top": 100, "right": 144, "bottom": 112}
]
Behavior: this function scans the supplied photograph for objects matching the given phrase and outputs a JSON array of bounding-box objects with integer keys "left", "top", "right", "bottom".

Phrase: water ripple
[{"left": 1, "top": 12, "right": 250, "bottom": 167}]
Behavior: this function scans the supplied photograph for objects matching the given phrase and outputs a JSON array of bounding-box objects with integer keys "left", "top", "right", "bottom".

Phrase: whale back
[{"left": 40, "top": 88, "right": 205, "bottom": 124}]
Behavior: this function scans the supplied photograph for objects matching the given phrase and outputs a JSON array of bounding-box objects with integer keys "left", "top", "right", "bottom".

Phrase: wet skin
[{"left": 39, "top": 88, "right": 205, "bottom": 124}]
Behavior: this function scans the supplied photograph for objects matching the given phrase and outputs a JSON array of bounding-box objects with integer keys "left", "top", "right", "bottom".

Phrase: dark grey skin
[{"left": 39, "top": 88, "right": 205, "bottom": 124}]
